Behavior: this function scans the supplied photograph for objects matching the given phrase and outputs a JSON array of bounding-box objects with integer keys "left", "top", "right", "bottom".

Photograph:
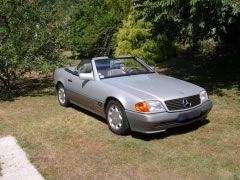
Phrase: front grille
[{"left": 165, "top": 94, "right": 201, "bottom": 111}]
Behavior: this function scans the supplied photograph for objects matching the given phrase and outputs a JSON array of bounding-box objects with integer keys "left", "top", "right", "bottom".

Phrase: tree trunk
[{"left": 0, "top": 74, "right": 13, "bottom": 100}]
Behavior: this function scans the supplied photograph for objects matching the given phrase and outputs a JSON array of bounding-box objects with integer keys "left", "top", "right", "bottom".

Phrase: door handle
[{"left": 68, "top": 79, "right": 72, "bottom": 82}]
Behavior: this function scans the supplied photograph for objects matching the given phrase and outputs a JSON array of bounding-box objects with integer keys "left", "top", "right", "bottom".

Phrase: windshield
[{"left": 95, "top": 57, "right": 153, "bottom": 79}]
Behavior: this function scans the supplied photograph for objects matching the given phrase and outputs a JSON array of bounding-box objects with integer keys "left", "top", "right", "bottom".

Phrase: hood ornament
[{"left": 182, "top": 98, "right": 191, "bottom": 108}]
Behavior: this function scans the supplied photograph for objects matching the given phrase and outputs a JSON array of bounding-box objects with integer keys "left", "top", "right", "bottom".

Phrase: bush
[{"left": 114, "top": 14, "right": 161, "bottom": 65}]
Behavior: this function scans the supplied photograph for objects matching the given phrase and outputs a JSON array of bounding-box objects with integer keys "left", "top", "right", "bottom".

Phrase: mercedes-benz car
[{"left": 54, "top": 56, "right": 212, "bottom": 135}]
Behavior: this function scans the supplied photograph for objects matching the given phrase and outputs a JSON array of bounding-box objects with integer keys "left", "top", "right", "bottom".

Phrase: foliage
[
  {"left": 68, "top": 0, "right": 131, "bottom": 58},
  {"left": 57, "top": 0, "right": 240, "bottom": 64},
  {"left": 1, "top": 0, "right": 239, "bottom": 100},
  {"left": 142, "top": 0, "right": 240, "bottom": 49},
  {"left": 114, "top": 13, "right": 160, "bottom": 65},
  {"left": 0, "top": 0, "right": 68, "bottom": 99}
]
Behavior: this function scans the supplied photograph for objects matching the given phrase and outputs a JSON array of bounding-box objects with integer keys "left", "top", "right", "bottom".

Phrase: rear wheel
[
  {"left": 57, "top": 83, "right": 70, "bottom": 107},
  {"left": 106, "top": 100, "right": 130, "bottom": 135}
]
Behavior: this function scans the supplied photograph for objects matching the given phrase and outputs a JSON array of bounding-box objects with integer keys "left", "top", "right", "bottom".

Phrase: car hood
[{"left": 102, "top": 73, "right": 204, "bottom": 101}]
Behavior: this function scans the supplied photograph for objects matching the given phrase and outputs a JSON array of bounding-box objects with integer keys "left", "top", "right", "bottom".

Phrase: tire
[
  {"left": 57, "top": 83, "right": 70, "bottom": 107},
  {"left": 106, "top": 100, "right": 131, "bottom": 135}
]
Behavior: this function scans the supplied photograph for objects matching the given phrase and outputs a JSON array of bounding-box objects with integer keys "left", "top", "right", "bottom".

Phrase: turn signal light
[{"left": 135, "top": 101, "right": 150, "bottom": 112}]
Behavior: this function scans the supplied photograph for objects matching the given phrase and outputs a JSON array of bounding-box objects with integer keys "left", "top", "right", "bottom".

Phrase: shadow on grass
[
  {"left": 2, "top": 50, "right": 239, "bottom": 101},
  {"left": 0, "top": 76, "right": 55, "bottom": 101},
  {"left": 157, "top": 52, "right": 240, "bottom": 96},
  {"left": 131, "top": 119, "right": 210, "bottom": 141}
]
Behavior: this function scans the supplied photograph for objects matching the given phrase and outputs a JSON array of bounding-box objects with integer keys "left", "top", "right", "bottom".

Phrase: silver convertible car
[{"left": 54, "top": 56, "right": 212, "bottom": 135}]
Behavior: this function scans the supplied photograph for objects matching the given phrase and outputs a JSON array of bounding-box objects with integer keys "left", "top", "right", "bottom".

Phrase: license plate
[{"left": 177, "top": 110, "right": 201, "bottom": 122}]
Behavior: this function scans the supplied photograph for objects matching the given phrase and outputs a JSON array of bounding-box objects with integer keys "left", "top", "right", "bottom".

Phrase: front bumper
[{"left": 125, "top": 100, "right": 213, "bottom": 134}]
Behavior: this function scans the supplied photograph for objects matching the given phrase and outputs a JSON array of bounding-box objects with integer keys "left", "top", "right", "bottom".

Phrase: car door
[{"left": 67, "top": 61, "right": 95, "bottom": 109}]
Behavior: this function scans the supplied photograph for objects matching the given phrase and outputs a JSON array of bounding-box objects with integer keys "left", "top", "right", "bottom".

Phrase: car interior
[{"left": 95, "top": 59, "right": 126, "bottom": 78}]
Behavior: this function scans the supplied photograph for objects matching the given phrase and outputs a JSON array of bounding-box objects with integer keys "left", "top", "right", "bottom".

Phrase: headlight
[
  {"left": 200, "top": 90, "right": 208, "bottom": 103},
  {"left": 135, "top": 100, "right": 166, "bottom": 113}
]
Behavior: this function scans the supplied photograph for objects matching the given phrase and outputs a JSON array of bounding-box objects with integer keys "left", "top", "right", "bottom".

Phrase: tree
[
  {"left": 142, "top": 0, "right": 240, "bottom": 49},
  {"left": 0, "top": 0, "right": 66, "bottom": 99}
]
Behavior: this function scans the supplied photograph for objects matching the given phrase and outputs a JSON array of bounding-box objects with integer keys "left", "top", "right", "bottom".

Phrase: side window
[
  {"left": 95, "top": 60, "right": 111, "bottom": 77},
  {"left": 78, "top": 61, "right": 93, "bottom": 74}
]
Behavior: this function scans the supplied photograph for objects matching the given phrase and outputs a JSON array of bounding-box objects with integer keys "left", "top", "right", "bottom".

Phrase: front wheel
[
  {"left": 106, "top": 100, "right": 131, "bottom": 135},
  {"left": 57, "top": 83, "right": 70, "bottom": 107}
]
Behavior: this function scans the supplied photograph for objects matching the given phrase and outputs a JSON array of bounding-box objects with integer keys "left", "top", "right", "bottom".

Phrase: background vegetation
[
  {"left": 0, "top": 0, "right": 76, "bottom": 99},
  {"left": 0, "top": 0, "right": 240, "bottom": 98},
  {"left": 68, "top": 0, "right": 131, "bottom": 57}
]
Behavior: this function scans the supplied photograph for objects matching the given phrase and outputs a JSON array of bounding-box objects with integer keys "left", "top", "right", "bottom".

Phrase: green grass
[{"left": 0, "top": 55, "right": 240, "bottom": 179}]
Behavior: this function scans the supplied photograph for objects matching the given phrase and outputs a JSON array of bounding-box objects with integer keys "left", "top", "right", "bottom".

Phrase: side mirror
[{"left": 79, "top": 73, "right": 94, "bottom": 81}]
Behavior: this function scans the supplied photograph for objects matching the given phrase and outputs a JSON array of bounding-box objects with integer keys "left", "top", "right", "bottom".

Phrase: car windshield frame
[{"left": 94, "top": 57, "right": 155, "bottom": 80}]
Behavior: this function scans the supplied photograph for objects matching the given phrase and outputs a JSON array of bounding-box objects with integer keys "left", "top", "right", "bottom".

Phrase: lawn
[{"left": 0, "top": 55, "right": 240, "bottom": 179}]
